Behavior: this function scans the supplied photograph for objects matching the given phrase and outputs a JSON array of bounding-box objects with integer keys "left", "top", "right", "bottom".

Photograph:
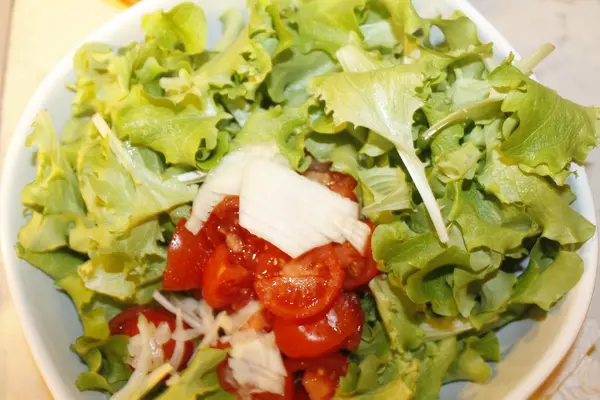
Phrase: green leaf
[
  {"left": 79, "top": 117, "right": 196, "bottom": 234},
  {"left": 291, "top": 0, "right": 366, "bottom": 57},
  {"left": 114, "top": 102, "right": 228, "bottom": 166},
  {"left": 449, "top": 184, "right": 540, "bottom": 253},
  {"left": 158, "top": 348, "right": 232, "bottom": 400},
  {"left": 512, "top": 240, "right": 584, "bottom": 310},
  {"left": 359, "top": 167, "right": 412, "bottom": 214},
  {"left": 414, "top": 338, "right": 457, "bottom": 400},
  {"left": 232, "top": 106, "right": 310, "bottom": 170},
  {"left": 142, "top": 2, "right": 207, "bottom": 54},
  {"left": 478, "top": 150, "right": 595, "bottom": 245},
  {"left": 433, "top": 12, "right": 481, "bottom": 51},
  {"left": 191, "top": 27, "right": 272, "bottom": 101},
  {"left": 435, "top": 142, "right": 481, "bottom": 182},
  {"left": 371, "top": 221, "right": 444, "bottom": 279},
  {"left": 445, "top": 332, "right": 499, "bottom": 384},
  {"left": 480, "top": 270, "right": 516, "bottom": 312},
  {"left": 56, "top": 272, "right": 112, "bottom": 340},
  {"left": 214, "top": 8, "right": 246, "bottom": 52},
  {"left": 490, "top": 64, "right": 598, "bottom": 174},
  {"left": 22, "top": 112, "right": 85, "bottom": 215},
  {"left": 15, "top": 244, "right": 84, "bottom": 281},
  {"left": 18, "top": 212, "right": 73, "bottom": 252},
  {"left": 74, "top": 335, "right": 131, "bottom": 394},
  {"left": 311, "top": 65, "right": 449, "bottom": 241},
  {"left": 305, "top": 132, "right": 361, "bottom": 178},
  {"left": 268, "top": 48, "right": 339, "bottom": 105},
  {"left": 70, "top": 43, "right": 135, "bottom": 116},
  {"left": 369, "top": 276, "right": 424, "bottom": 351}
]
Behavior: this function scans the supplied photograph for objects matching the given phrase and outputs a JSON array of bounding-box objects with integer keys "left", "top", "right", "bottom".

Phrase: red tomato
[
  {"left": 284, "top": 353, "right": 348, "bottom": 375},
  {"left": 286, "top": 354, "right": 349, "bottom": 400},
  {"left": 334, "top": 222, "right": 379, "bottom": 290},
  {"left": 163, "top": 219, "right": 213, "bottom": 291},
  {"left": 108, "top": 306, "right": 193, "bottom": 371},
  {"left": 273, "top": 293, "right": 364, "bottom": 358},
  {"left": 303, "top": 166, "right": 358, "bottom": 202},
  {"left": 202, "top": 244, "right": 254, "bottom": 310},
  {"left": 217, "top": 359, "right": 295, "bottom": 400},
  {"left": 254, "top": 245, "right": 343, "bottom": 320}
]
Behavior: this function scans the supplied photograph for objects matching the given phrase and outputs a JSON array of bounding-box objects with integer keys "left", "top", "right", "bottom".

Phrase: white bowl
[{"left": 0, "top": 0, "right": 597, "bottom": 399}]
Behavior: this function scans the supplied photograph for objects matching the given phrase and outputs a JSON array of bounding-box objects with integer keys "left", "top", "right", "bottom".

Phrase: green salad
[{"left": 16, "top": 0, "right": 599, "bottom": 399}]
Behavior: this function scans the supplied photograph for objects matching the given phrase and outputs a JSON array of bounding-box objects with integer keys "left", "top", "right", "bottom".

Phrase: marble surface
[{"left": 1, "top": 0, "right": 600, "bottom": 398}]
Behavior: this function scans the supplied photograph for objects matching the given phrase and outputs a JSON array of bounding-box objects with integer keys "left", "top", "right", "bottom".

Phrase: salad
[{"left": 15, "top": 0, "right": 599, "bottom": 399}]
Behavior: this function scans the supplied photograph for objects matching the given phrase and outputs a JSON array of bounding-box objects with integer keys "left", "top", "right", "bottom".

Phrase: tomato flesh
[
  {"left": 109, "top": 306, "right": 193, "bottom": 371},
  {"left": 254, "top": 244, "right": 343, "bottom": 319},
  {"left": 202, "top": 244, "right": 254, "bottom": 310},
  {"left": 163, "top": 218, "right": 213, "bottom": 291},
  {"left": 303, "top": 162, "right": 358, "bottom": 202},
  {"left": 334, "top": 222, "right": 379, "bottom": 290},
  {"left": 286, "top": 354, "right": 348, "bottom": 400},
  {"left": 273, "top": 293, "right": 364, "bottom": 358}
]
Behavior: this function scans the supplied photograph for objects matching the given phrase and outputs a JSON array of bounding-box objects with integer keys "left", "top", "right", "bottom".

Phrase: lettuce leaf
[
  {"left": 478, "top": 150, "right": 595, "bottom": 245},
  {"left": 158, "top": 348, "right": 232, "bottom": 400},
  {"left": 21, "top": 112, "right": 85, "bottom": 216},
  {"left": 291, "top": 0, "right": 365, "bottom": 57},
  {"left": 490, "top": 64, "right": 598, "bottom": 174},
  {"left": 142, "top": 2, "right": 207, "bottom": 55},
  {"left": 414, "top": 338, "right": 457, "bottom": 400},
  {"left": 268, "top": 48, "right": 339, "bottom": 105},
  {"left": 448, "top": 183, "right": 540, "bottom": 253},
  {"left": 78, "top": 116, "right": 196, "bottom": 234},
  {"left": 359, "top": 167, "right": 412, "bottom": 214},
  {"left": 114, "top": 101, "right": 228, "bottom": 166},
  {"left": 512, "top": 240, "right": 584, "bottom": 310},
  {"left": 232, "top": 106, "right": 310, "bottom": 170},
  {"left": 74, "top": 335, "right": 131, "bottom": 394},
  {"left": 311, "top": 66, "right": 449, "bottom": 242},
  {"left": 369, "top": 276, "right": 424, "bottom": 351}
]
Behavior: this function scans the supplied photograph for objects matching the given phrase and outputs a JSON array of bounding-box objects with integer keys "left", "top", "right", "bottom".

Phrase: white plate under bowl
[{"left": 0, "top": 0, "right": 597, "bottom": 399}]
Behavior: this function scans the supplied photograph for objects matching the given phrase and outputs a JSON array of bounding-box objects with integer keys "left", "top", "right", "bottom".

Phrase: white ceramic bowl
[{"left": 1, "top": 0, "right": 597, "bottom": 399}]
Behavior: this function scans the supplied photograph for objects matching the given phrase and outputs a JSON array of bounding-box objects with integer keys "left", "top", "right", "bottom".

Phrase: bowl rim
[{"left": 0, "top": 0, "right": 597, "bottom": 399}]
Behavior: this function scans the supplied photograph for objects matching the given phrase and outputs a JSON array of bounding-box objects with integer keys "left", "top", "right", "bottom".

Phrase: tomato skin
[
  {"left": 163, "top": 219, "right": 213, "bottom": 291},
  {"left": 217, "top": 359, "right": 295, "bottom": 400},
  {"left": 202, "top": 244, "right": 254, "bottom": 310},
  {"left": 108, "top": 306, "right": 193, "bottom": 371},
  {"left": 273, "top": 293, "right": 364, "bottom": 358},
  {"left": 335, "top": 222, "right": 379, "bottom": 290},
  {"left": 286, "top": 354, "right": 348, "bottom": 400},
  {"left": 254, "top": 244, "right": 343, "bottom": 320}
]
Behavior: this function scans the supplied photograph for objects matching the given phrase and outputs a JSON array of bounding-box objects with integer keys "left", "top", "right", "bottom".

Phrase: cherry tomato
[
  {"left": 286, "top": 354, "right": 349, "bottom": 400},
  {"left": 217, "top": 359, "right": 295, "bottom": 400},
  {"left": 334, "top": 222, "right": 379, "bottom": 290},
  {"left": 284, "top": 353, "right": 348, "bottom": 375},
  {"left": 202, "top": 244, "right": 254, "bottom": 310},
  {"left": 163, "top": 218, "right": 213, "bottom": 291},
  {"left": 303, "top": 163, "right": 358, "bottom": 202},
  {"left": 108, "top": 306, "right": 193, "bottom": 371},
  {"left": 254, "top": 244, "right": 343, "bottom": 320},
  {"left": 273, "top": 293, "right": 364, "bottom": 358}
]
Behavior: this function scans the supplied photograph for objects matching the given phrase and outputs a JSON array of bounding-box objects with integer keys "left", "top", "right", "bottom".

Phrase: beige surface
[{"left": 1, "top": 0, "right": 600, "bottom": 399}]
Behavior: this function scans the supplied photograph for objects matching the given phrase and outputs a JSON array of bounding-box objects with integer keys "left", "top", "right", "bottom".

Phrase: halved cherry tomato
[
  {"left": 303, "top": 163, "right": 358, "bottom": 202},
  {"left": 273, "top": 293, "right": 364, "bottom": 358},
  {"left": 334, "top": 222, "right": 379, "bottom": 290},
  {"left": 286, "top": 354, "right": 349, "bottom": 400},
  {"left": 254, "top": 244, "right": 343, "bottom": 320},
  {"left": 217, "top": 358, "right": 295, "bottom": 400},
  {"left": 284, "top": 353, "right": 348, "bottom": 375},
  {"left": 163, "top": 218, "right": 213, "bottom": 291},
  {"left": 202, "top": 244, "right": 254, "bottom": 310},
  {"left": 108, "top": 306, "right": 193, "bottom": 371}
]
